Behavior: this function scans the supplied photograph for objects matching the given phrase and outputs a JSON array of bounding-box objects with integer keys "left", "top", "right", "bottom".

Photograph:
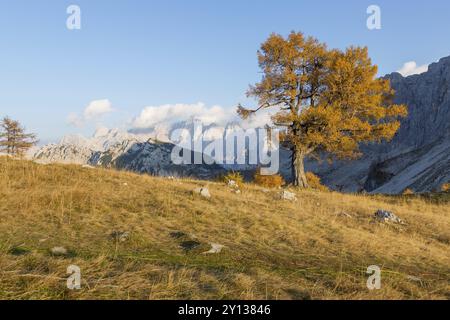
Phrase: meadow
[{"left": 0, "top": 157, "right": 448, "bottom": 300}]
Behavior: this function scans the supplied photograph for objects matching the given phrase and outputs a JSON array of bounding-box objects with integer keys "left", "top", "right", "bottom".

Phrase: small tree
[
  {"left": 238, "top": 32, "right": 407, "bottom": 188},
  {"left": 0, "top": 117, "right": 38, "bottom": 158}
]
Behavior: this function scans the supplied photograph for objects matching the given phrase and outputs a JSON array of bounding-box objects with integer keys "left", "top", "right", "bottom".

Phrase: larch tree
[
  {"left": 238, "top": 32, "right": 407, "bottom": 188},
  {"left": 0, "top": 117, "right": 38, "bottom": 158}
]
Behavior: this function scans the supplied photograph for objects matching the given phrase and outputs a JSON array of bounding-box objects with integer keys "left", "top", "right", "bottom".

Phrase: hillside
[{"left": 0, "top": 157, "right": 449, "bottom": 300}]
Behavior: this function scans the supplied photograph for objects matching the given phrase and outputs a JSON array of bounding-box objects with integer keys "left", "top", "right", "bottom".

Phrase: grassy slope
[{"left": 0, "top": 157, "right": 449, "bottom": 300}]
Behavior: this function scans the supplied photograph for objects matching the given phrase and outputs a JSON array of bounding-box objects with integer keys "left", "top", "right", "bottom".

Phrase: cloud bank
[
  {"left": 131, "top": 102, "right": 274, "bottom": 131},
  {"left": 67, "top": 100, "right": 275, "bottom": 142},
  {"left": 131, "top": 102, "right": 234, "bottom": 129},
  {"left": 397, "top": 61, "right": 428, "bottom": 77}
]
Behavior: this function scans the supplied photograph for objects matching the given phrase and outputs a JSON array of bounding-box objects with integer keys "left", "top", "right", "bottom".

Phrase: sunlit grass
[{"left": 0, "top": 157, "right": 448, "bottom": 300}]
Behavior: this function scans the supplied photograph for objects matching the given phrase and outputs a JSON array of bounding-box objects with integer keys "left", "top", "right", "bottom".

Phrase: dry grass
[{"left": 0, "top": 157, "right": 449, "bottom": 300}]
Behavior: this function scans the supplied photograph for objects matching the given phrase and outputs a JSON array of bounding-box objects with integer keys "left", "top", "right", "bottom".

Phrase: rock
[
  {"left": 123, "top": 182, "right": 128, "bottom": 186},
  {"left": 374, "top": 210, "right": 404, "bottom": 224},
  {"left": 202, "top": 243, "right": 225, "bottom": 254},
  {"left": 110, "top": 231, "right": 130, "bottom": 242},
  {"left": 51, "top": 246, "right": 68, "bottom": 256},
  {"left": 227, "top": 180, "right": 241, "bottom": 194},
  {"left": 180, "top": 241, "right": 201, "bottom": 251},
  {"left": 280, "top": 190, "right": 297, "bottom": 201},
  {"left": 228, "top": 180, "right": 238, "bottom": 188},
  {"left": 193, "top": 187, "right": 211, "bottom": 199}
]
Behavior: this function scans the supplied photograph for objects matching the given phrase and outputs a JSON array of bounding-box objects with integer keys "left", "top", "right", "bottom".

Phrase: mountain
[
  {"left": 32, "top": 127, "right": 225, "bottom": 179},
  {"left": 33, "top": 56, "right": 450, "bottom": 193},
  {"left": 302, "top": 56, "right": 450, "bottom": 193},
  {"left": 33, "top": 128, "right": 145, "bottom": 165}
]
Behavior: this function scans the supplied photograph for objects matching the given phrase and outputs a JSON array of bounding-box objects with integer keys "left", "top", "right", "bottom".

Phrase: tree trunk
[{"left": 292, "top": 147, "right": 308, "bottom": 188}]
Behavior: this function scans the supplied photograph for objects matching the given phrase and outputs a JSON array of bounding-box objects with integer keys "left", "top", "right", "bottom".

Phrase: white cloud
[
  {"left": 131, "top": 102, "right": 277, "bottom": 131},
  {"left": 67, "top": 99, "right": 114, "bottom": 127},
  {"left": 397, "top": 61, "right": 428, "bottom": 77},
  {"left": 131, "top": 102, "right": 235, "bottom": 129},
  {"left": 130, "top": 102, "right": 276, "bottom": 143},
  {"left": 83, "top": 99, "right": 113, "bottom": 120}
]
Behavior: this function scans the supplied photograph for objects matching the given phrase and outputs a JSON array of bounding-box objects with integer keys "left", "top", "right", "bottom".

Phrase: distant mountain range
[
  {"left": 33, "top": 128, "right": 225, "bottom": 179},
  {"left": 32, "top": 56, "right": 450, "bottom": 193}
]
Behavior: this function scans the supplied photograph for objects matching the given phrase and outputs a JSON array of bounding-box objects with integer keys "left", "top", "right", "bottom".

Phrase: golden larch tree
[
  {"left": 238, "top": 32, "right": 407, "bottom": 188},
  {"left": 0, "top": 117, "right": 38, "bottom": 158}
]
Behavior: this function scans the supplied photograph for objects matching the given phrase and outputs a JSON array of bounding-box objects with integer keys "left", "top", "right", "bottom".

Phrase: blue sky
[{"left": 1, "top": 0, "right": 450, "bottom": 142}]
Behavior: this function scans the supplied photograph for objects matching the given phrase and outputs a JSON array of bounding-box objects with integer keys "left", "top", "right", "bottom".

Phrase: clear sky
[{"left": 1, "top": 0, "right": 450, "bottom": 142}]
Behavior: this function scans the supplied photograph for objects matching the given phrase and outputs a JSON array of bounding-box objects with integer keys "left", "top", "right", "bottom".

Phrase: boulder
[
  {"left": 51, "top": 246, "right": 68, "bottom": 256},
  {"left": 228, "top": 180, "right": 238, "bottom": 188},
  {"left": 374, "top": 210, "right": 404, "bottom": 224},
  {"left": 203, "top": 243, "right": 225, "bottom": 254},
  {"left": 193, "top": 187, "right": 211, "bottom": 199},
  {"left": 110, "top": 231, "right": 130, "bottom": 242},
  {"left": 281, "top": 190, "right": 297, "bottom": 201}
]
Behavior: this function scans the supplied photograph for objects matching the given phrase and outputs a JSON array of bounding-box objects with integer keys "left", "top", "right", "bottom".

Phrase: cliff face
[
  {"left": 386, "top": 56, "right": 450, "bottom": 150},
  {"left": 305, "top": 56, "right": 450, "bottom": 193}
]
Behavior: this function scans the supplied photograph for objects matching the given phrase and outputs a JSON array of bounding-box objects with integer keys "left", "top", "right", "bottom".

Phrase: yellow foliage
[
  {"left": 306, "top": 172, "right": 329, "bottom": 192},
  {"left": 254, "top": 169, "right": 285, "bottom": 188},
  {"left": 239, "top": 31, "right": 408, "bottom": 187},
  {"left": 441, "top": 183, "right": 450, "bottom": 192}
]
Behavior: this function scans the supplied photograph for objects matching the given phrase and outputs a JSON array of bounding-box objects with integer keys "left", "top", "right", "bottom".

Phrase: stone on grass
[
  {"left": 228, "top": 180, "right": 241, "bottom": 194},
  {"left": 51, "top": 246, "right": 68, "bottom": 256},
  {"left": 202, "top": 243, "right": 225, "bottom": 254},
  {"left": 281, "top": 190, "right": 297, "bottom": 202},
  {"left": 193, "top": 187, "right": 211, "bottom": 199},
  {"left": 374, "top": 210, "right": 404, "bottom": 224},
  {"left": 228, "top": 180, "right": 238, "bottom": 188},
  {"left": 110, "top": 231, "right": 131, "bottom": 242}
]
